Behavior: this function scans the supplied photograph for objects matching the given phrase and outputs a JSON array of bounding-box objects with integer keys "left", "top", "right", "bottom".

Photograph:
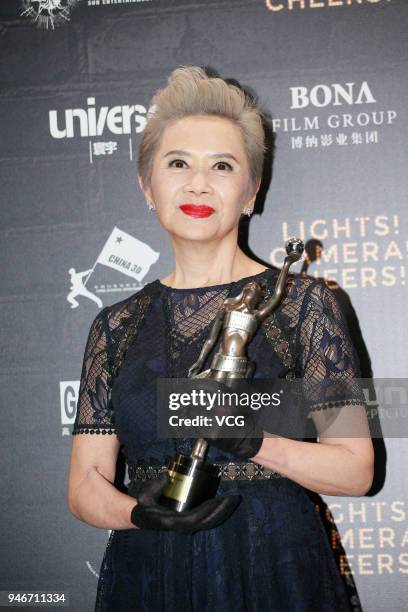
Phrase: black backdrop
[{"left": 1, "top": 1, "right": 407, "bottom": 611}]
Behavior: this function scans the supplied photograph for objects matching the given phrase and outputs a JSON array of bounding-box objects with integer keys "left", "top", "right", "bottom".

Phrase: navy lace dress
[{"left": 72, "top": 267, "right": 365, "bottom": 612}]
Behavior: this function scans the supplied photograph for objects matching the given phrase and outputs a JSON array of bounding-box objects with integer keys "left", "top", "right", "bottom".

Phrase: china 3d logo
[
  {"left": 21, "top": 0, "right": 80, "bottom": 29},
  {"left": 67, "top": 227, "right": 160, "bottom": 309}
]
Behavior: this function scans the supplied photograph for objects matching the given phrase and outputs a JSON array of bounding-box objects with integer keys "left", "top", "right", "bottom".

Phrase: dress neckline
[{"left": 155, "top": 267, "right": 275, "bottom": 293}]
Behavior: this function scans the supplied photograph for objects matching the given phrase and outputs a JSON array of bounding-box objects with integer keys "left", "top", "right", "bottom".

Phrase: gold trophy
[{"left": 159, "top": 238, "right": 304, "bottom": 511}]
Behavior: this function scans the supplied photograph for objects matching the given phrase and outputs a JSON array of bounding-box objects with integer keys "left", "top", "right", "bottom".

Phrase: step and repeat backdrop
[{"left": 1, "top": 1, "right": 407, "bottom": 611}]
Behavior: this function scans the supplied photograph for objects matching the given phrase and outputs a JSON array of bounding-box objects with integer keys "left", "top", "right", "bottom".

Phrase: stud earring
[
  {"left": 242, "top": 207, "right": 253, "bottom": 217},
  {"left": 146, "top": 200, "right": 156, "bottom": 212}
]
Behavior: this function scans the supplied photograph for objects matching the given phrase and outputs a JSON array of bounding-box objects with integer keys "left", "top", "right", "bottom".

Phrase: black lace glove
[
  {"left": 201, "top": 380, "right": 265, "bottom": 460},
  {"left": 204, "top": 418, "right": 264, "bottom": 460},
  {"left": 129, "top": 471, "right": 241, "bottom": 535}
]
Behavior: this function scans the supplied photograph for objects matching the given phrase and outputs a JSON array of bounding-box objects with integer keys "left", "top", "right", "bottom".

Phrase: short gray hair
[{"left": 138, "top": 66, "right": 266, "bottom": 193}]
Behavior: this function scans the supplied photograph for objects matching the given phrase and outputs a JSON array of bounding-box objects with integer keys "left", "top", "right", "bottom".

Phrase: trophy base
[{"left": 159, "top": 453, "right": 221, "bottom": 512}]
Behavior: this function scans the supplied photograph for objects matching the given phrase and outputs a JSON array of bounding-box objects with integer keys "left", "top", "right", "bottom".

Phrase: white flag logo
[{"left": 95, "top": 226, "right": 160, "bottom": 281}]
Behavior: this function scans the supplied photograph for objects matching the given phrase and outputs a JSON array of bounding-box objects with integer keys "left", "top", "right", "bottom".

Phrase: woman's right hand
[{"left": 129, "top": 471, "right": 241, "bottom": 535}]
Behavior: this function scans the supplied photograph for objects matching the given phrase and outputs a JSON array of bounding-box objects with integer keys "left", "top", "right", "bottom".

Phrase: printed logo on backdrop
[
  {"left": 272, "top": 81, "right": 397, "bottom": 152},
  {"left": 319, "top": 499, "right": 408, "bottom": 577},
  {"left": 265, "top": 0, "right": 393, "bottom": 12},
  {"left": 87, "top": 0, "right": 152, "bottom": 6},
  {"left": 21, "top": 0, "right": 80, "bottom": 29},
  {"left": 49, "top": 98, "right": 149, "bottom": 164},
  {"left": 60, "top": 381, "right": 79, "bottom": 436},
  {"left": 270, "top": 214, "right": 406, "bottom": 290},
  {"left": 67, "top": 227, "right": 160, "bottom": 309}
]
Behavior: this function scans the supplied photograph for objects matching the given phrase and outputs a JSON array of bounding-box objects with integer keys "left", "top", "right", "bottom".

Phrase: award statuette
[{"left": 159, "top": 238, "right": 305, "bottom": 512}]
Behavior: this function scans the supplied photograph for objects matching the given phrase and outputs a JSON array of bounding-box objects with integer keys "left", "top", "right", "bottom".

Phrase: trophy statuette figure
[{"left": 159, "top": 238, "right": 305, "bottom": 511}]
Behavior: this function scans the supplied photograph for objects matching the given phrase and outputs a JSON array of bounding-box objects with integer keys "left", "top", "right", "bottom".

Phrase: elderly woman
[{"left": 67, "top": 67, "right": 374, "bottom": 611}]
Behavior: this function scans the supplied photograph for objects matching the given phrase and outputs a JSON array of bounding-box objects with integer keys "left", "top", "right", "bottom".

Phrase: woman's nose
[{"left": 185, "top": 169, "right": 213, "bottom": 194}]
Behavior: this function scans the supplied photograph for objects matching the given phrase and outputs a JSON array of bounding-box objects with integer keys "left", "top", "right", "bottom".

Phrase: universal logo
[
  {"left": 21, "top": 0, "right": 80, "bottom": 30},
  {"left": 49, "top": 98, "right": 148, "bottom": 139},
  {"left": 48, "top": 97, "right": 150, "bottom": 163}
]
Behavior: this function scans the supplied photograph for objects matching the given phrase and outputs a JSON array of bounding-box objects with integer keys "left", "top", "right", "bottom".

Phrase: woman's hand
[
  {"left": 201, "top": 379, "right": 265, "bottom": 460},
  {"left": 203, "top": 411, "right": 264, "bottom": 460},
  {"left": 129, "top": 471, "right": 241, "bottom": 534}
]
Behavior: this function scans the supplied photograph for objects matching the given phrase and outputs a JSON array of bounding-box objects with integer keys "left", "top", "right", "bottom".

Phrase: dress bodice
[{"left": 72, "top": 267, "right": 365, "bottom": 465}]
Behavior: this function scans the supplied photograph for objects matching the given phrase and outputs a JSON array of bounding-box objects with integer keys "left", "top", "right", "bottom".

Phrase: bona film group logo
[
  {"left": 273, "top": 80, "right": 398, "bottom": 151},
  {"left": 21, "top": 0, "right": 80, "bottom": 29}
]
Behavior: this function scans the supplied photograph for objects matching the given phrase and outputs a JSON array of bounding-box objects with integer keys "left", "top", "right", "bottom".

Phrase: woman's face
[{"left": 140, "top": 115, "right": 259, "bottom": 242}]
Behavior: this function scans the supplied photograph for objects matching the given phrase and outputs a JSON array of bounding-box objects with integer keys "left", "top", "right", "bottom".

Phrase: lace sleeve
[
  {"left": 297, "top": 278, "right": 366, "bottom": 415},
  {"left": 72, "top": 307, "right": 117, "bottom": 435}
]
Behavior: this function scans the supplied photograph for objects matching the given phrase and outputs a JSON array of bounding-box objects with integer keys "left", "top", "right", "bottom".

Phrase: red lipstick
[{"left": 179, "top": 204, "right": 215, "bottom": 218}]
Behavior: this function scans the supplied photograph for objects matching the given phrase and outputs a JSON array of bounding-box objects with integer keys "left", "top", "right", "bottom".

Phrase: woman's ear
[
  {"left": 138, "top": 175, "right": 152, "bottom": 201},
  {"left": 246, "top": 180, "right": 261, "bottom": 207},
  {"left": 253, "top": 180, "right": 261, "bottom": 199},
  {"left": 138, "top": 174, "right": 145, "bottom": 194}
]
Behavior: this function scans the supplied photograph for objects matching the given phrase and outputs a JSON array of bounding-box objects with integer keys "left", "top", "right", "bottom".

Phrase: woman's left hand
[{"left": 201, "top": 379, "right": 264, "bottom": 460}]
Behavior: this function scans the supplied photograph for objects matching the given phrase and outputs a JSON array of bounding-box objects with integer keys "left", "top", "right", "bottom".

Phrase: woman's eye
[
  {"left": 214, "top": 161, "right": 233, "bottom": 171},
  {"left": 168, "top": 159, "right": 187, "bottom": 168},
  {"left": 168, "top": 159, "right": 233, "bottom": 171}
]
